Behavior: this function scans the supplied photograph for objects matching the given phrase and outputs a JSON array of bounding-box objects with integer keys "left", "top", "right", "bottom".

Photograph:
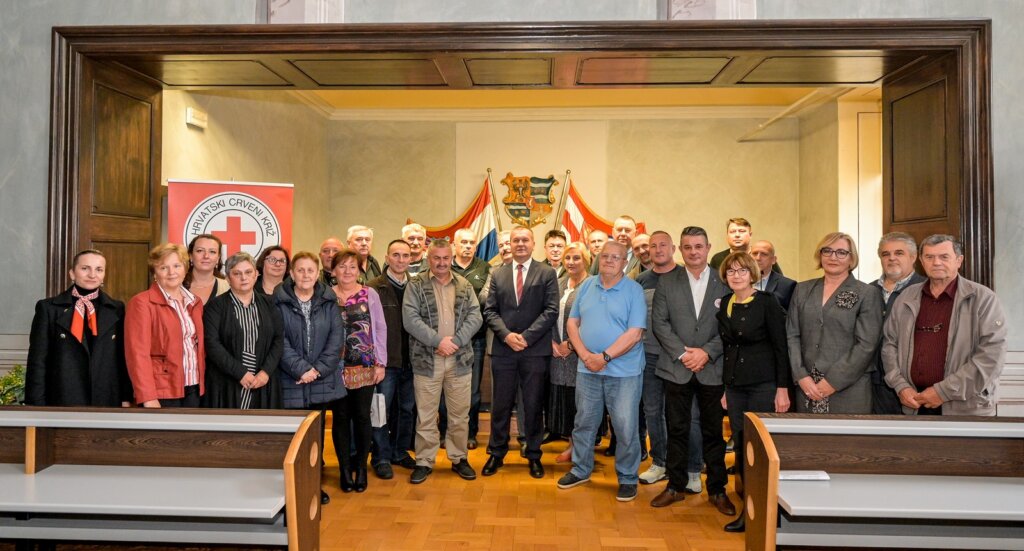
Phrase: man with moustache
[
  {"left": 750, "top": 240, "right": 797, "bottom": 310},
  {"left": 403, "top": 239, "right": 483, "bottom": 483},
  {"left": 347, "top": 225, "right": 382, "bottom": 284},
  {"left": 869, "top": 232, "right": 926, "bottom": 414},
  {"left": 881, "top": 235, "right": 1006, "bottom": 416},
  {"left": 367, "top": 239, "right": 419, "bottom": 478},
  {"left": 650, "top": 226, "right": 735, "bottom": 516},
  {"left": 402, "top": 223, "right": 428, "bottom": 276},
  {"left": 450, "top": 228, "right": 491, "bottom": 449},
  {"left": 482, "top": 226, "right": 560, "bottom": 478}
]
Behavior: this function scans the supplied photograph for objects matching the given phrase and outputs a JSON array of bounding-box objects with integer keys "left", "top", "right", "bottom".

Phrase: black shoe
[
  {"left": 519, "top": 441, "right": 527, "bottom": 458},
  {"left": 726, "top": 465, "right": 736, "bottom": 475},
  {"left": 451, "top": 460, "right": 477, "bottom": 480},
  {"left": 482, "top": 455, "right": 504, "bottom": 476},
  {"left": 528, "top": 459, "right": 544, "bottom": 479},
  {"left": 467, "top": 437, "right": 478, "bottom": 450},
  {"left": 340, "top": 466, "right": 355, "bottom": 493},
  {"left": 724, "top": 513, "right": 746, "bottom": 533},
  {"left": 410, "top": 465, "right": 432, "bottom": 484},
  {"left": 373, "top": 462, "right": 394, "bottom": 480},
  {"left": 541, "top": 432, "right": 558, "bottom": 444},
  {"left": 320, "top": 490, "right": 331, "bottom": 505},
  {"left": 603, "top": 446, "right": 616, "bottom": 457},
  {"left": 616, "top": 483, "right": 638, "bottom": 502},
  {"left": 392, "top": 456, "right": 417, "bottom": 470},
  {"left": 354, "top": 466, "right": 368, "bottom": 493}
]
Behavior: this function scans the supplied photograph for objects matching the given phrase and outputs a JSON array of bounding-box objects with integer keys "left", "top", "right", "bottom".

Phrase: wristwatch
[{"left": 602, "top": 351, "right": 612, "bottom": 363}]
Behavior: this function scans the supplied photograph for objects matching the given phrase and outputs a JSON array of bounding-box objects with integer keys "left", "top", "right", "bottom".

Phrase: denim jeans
[
  {"left": 642, "top": 353, "right": 667, "bottom": 467},
  {"left": 643, "top": 353, "right": 702, "bottom": 472},
  {"left": 570, "top": 371, "right": 643, "bottom": 485},
  {"left": 371, "top": 367, "right": 416, "bottom": 466}
]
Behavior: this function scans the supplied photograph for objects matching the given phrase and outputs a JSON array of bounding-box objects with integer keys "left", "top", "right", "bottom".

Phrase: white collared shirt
[
  {"left": 755, "top": 272, "right": 771, "bottom": 292},
  {"left": 158, "top": 284, "right": 200, "bottom": 387},
  {"left": 877, "top": 271, "right": 917, "bottom": 304},
  {"left": 687, "top": 264, "right": 712, "bottom": 318}
]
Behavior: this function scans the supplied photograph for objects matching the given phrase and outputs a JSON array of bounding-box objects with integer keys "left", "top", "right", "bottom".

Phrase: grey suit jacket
[
  {"left": 786, "top": 274, "right": 883, "bottom": 413},
  {"left": 652, "top": 266, "right": 730, "bottom": 385}
]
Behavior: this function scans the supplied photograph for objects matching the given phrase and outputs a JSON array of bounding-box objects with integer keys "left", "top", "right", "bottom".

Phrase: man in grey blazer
[{"left": 650, "top": 226, "right": 735, "bottom": 516}]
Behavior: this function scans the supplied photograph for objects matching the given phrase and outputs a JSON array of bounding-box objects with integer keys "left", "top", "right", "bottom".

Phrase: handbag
[{"left": 370, "top": 391, "right": 387, "bottom": 428}]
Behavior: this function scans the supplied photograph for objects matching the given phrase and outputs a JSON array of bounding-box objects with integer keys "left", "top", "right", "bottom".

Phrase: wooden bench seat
[
  {"left": 744, "top": 413, "right": 1024, "bottom": 551},
  {"left": 0, "top": 407, "right": 321, "bottom": 550}
]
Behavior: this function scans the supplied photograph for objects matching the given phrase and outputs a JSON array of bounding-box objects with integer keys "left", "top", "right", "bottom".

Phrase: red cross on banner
[{"left": 214, "top": 216, "right": 258, "bottom": 255}]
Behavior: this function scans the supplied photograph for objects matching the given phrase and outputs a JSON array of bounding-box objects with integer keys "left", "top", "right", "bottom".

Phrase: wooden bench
[
  {"left": 0, "top": 407, "right": 321, "bottom": 550},
  {"left": 743, "top": 413, "right": 1024, "bottom": 551}
]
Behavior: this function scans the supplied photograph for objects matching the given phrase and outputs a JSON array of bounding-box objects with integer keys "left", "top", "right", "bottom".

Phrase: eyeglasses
[
  {"left": 725, "top": 268, "right": 750, "bottom": 276},
  {"left": 820, "top": 247, "right": 851, "bottom": 259},
  {"left": 915, "top": 323, "right": 943, "bottom": 333},
  {"left": 600, "top": 254, "right": 624, "bottom": 262},
  {"left": 265, "top": 257, "right": 287, "bottom": 265}
]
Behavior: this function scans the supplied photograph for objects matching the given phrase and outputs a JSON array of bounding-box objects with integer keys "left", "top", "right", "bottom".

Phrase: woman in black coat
[
  {"left": 203, "top": 252, "right": 284, "bottom": 409},
  {"left": 716, "top": 251, "right": 791, "bottom": 533},
  {"left": 26, "top": 249, "right": 131, "bottom": 407}
]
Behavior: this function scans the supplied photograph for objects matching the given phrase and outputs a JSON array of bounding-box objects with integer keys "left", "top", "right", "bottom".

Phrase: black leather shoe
[
  {"left": 482, "top": 455, "right": 504, "bottom": 476},
  {"left": 709, "top": 493, "right": 737, "bottom": 516},
  {"left": 354, "top": 466, "right": 368, "bottom": 493},
  {"left": 320, "top": 490, "right": 331, "bottom": 505},
  {"left": 724, "top": 513, "right": 745, "bottom": 533},
  {"left": 392, "top": 456, "right": 417, "bottom": 470},
  {"left": 528, "top": 459, "right": 544, "bottom": 479},
  {"left": 467, "top": 437, "right": 478, "bottom": 450},
  {"left": 340, "top": 466, "right": 355, "bottom": 493}
]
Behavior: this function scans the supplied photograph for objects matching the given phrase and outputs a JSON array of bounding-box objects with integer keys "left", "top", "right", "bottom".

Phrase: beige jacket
[{"left": 881, "top": 276, "right": 1006, "bottom": 416}]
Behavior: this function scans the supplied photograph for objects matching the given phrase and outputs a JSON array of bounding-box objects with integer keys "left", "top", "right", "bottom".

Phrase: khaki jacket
[{"left": 881, "top": 276, "right": 1006, "bottom": 416}]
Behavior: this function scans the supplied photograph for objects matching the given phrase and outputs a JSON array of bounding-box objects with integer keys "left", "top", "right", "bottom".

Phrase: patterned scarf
[{"left": 70, "top": 287, "right": 99, "bottom": 342}]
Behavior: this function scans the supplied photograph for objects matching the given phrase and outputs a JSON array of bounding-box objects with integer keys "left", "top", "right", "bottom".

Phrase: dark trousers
[
  {"left": 371, "top": 367, "right": 416, "bottom": 466},
  {"left": 663, "top": 376, "right": 727, "bottom": 495},
  {"left": 332, "top": 385, "right": 374, "bottom": 472},
  {"left": 725, "top": 381, "right": 776, "bottom": 482},
  {"left": 159, "top": 384, "right": 201, "bottom": 408},
  {"left": 870, "top": 371, "right": 903, "bottom": 414},
  {"left": 488, "top": 354, "right": 548, "bottom": 460}
]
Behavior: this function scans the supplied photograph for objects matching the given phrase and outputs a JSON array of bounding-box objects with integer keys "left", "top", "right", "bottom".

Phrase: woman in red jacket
[{"left": 125, "top": 243, "right": 206, "bottom": 407}]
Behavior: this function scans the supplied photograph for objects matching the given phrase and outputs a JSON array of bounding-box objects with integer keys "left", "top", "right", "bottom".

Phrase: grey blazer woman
[{"left": 786, "top": 274, "right": 883, "bottom": 413}]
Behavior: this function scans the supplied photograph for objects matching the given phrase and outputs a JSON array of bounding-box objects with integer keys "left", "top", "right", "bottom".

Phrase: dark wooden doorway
[{"left": 48, "top": 20, "right": 992, "bottom": 298}]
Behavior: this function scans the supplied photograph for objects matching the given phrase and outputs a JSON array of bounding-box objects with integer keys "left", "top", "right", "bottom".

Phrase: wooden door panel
[
  {"left": 76, "top": 59, "right": 161, "bottom": 302},
  {"left": 883, "top": 52, "right": 978, "bottom": 277},
  {"left": 93, "top": 83, "right": 152, "bottom": 218}
]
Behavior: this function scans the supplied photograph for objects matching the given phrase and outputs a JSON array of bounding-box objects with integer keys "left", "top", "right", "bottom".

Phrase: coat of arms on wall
[{"left": 499, "top": 172, "right": 560, "bottom": 228}]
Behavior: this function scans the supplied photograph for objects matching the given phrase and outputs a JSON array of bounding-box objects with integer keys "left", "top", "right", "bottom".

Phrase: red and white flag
[{"left": 560, "top": 180, "right": 646, "bottom": 242}]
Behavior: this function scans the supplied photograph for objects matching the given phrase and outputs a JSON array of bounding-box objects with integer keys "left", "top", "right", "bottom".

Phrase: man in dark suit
[
  {"left": 482, "top": 226, "right": 560, "bottom": 478},
  {"left": 710, "top": 218, "right": 782, "bottom": 274},
  {"left": 870, "top": 232, "right": 926, "bottom": 414},
  {"left": 613, "top": 215, "right": 642, "bottom": 276},
  {"left": 650, "top": 226, "right": 735, "bottom": 517},
  {"left": 750, "top": 240, "right": 797, "bottom": 310}
]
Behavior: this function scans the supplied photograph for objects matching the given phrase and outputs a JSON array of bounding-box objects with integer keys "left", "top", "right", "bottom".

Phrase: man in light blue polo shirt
[{"left": 558, "top": 241, "right": 647, "bottom": 502}]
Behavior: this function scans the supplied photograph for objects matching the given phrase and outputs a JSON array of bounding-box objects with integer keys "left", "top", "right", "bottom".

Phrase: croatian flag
[
  {"left": 423, "top": 176, "right": 500, "bottom": 262},
  {"left": 560, "top": 180, "right": 645, "bottom": 242}
]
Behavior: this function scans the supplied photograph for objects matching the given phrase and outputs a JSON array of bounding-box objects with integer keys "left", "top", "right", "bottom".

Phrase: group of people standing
[{"left": 25, "top": 215, "right": 1006, "bottom": 531}]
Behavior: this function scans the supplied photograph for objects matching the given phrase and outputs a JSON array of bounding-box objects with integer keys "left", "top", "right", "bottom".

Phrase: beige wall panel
[
  {"left": 608, "top": 118, "right": 800, "bottom": 271},
  {"left": 162, "top": 90, "right": 329, "bottom": 255},
  {"left": 798, "top": 102, "right": 840, "bottom": 281},
  {"left": 328, "top": 121, "right": 456, "bottom": 257}
]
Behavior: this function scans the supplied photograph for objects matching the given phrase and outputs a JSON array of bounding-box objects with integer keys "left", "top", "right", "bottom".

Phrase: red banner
[{"left": 167, "top": 179, "right": 294, "bottom": 257}]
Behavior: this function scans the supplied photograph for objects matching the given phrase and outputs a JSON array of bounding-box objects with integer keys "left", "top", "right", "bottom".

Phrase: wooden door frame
[{"left": 48, "top": 19, "right": 992, "bottom": 295}]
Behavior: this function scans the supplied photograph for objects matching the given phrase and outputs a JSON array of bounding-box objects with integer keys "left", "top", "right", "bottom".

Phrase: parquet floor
[{"left": 320, "top": 416, "right": 745, "bottom": 551}]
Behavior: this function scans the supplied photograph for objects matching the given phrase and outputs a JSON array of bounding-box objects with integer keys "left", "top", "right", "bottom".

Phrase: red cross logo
[{"left": 213, "top": 216, "right": 257, "bottom": 255}]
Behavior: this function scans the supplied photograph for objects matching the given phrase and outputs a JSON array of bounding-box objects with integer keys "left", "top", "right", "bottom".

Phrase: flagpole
[
  {"left": 486, "top": 168, "right": 504, "bottom": 232},
  {"left": 551, "top": 169, "right": 572, "bottom": 235}
]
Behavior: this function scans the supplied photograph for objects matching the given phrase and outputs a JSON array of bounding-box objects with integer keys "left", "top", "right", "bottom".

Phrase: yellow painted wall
[{"left": 797, "top": 102, "right": 840, "bottom": 280}]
